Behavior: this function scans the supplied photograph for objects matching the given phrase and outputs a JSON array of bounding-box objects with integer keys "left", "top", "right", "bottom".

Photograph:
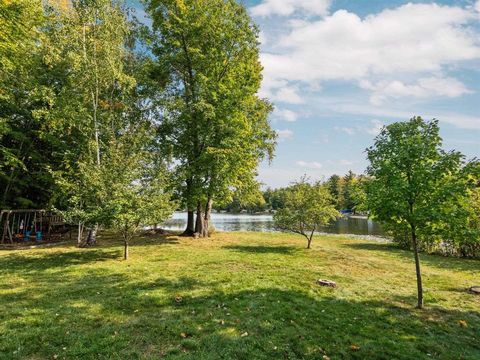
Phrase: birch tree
[{"left": 50, "top": 0, "right": 136, "bottom": 245}]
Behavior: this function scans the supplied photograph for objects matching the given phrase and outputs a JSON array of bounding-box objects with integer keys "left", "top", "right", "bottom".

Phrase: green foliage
[
  {"left": 325, "top": 174, "right": 343, "bottom": 209},
  {"left": 146, "top": 0, "right": 276, "bottom": 234},
  {"left": 0, "top": 0, "right": 62, "bottom": 209},
  {"left": 438, "top": 161, "right": 480, "bottom": 257},
  {"left": 274, "top": 177, "right": 340, "bottom": 248},
  {"left": 263, "top": 187, "right": 288, "bottom": 211},
  {"left": 325, "top": 172, "right": 369, "bottom": 212},
  {"left": 366, "top": 117, "right": 478, "bottom": 253},
  {"left": 365, "top": 116, "right": 479, "bottom": 307},
  {"left": 47, "top": 1, "right": 140, "bottom": 227},
  {"left": 99, "top": 128, "right": 175, "bottom": 245},
  {"left": 349, "top": 175, "right": 369, "bottom": 214}
]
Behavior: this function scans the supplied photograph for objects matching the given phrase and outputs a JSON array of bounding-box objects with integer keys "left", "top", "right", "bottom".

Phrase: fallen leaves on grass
[{"left": 458, "top": 320, "right": 468, "bottom": 328}]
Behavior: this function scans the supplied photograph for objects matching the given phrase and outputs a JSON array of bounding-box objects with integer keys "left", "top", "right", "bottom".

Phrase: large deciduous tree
[
  {"left": 146, "top": 0, "right": 276, "bottom": 237},
  {"left": 366, "top": 117, "right": 477, "bottom": 309}
]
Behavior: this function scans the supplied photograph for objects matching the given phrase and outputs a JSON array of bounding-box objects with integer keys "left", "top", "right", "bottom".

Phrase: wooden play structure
[{"left": 0, "top": 210, "right": 71, "bottom": 245}]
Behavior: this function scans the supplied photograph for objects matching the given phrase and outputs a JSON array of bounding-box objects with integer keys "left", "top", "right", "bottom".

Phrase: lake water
[{"left": 162, "top": 212, "right": 385, "bottom": 236}]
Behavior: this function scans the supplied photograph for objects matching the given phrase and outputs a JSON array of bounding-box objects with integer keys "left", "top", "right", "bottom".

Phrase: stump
[
  {"left": 468, "top": 286, "right": 480, "bottom": 295},
  {"left": 317, "top": 279, "right": 337, "bottom": 288}
]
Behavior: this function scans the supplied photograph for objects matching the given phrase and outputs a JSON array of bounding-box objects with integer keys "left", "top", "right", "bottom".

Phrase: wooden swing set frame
[{"left": 0, "top": 209, "right": 71, "bottom": 245}]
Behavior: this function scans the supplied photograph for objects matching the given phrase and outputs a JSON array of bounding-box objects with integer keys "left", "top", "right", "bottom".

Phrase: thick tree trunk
[
  {"left": 411, "top": 227, "right": 423, "bottom": 309},
  {"left": 202, "top": 197, "right": 213, "bottom": 238},
  {"left": 195, "top": 202, "right": 205, "bottom": 237},
  {"left": 181, "top": 210, "right": 195, "bottom": 236},
  {"left": 181, "top": 178, "right": 195, "bottom": 236}
]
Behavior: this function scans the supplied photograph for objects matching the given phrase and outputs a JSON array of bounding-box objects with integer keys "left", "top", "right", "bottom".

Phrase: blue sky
[{"left": 129, "top": 0, "right": 480, "bottom": 188}]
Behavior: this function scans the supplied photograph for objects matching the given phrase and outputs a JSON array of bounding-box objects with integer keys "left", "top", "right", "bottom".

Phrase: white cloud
[
  {"left": 251, "top": 0, "right": 331, "bottom": 17},
  {"left": 313, "top": 134, "right": 329, "bottom": 144},
  {"left": 258, "top": 31, "right": 267, "bottom": 45},
  {"left": 334, "top": 126, "right": 355, "bottom": 135},
  {"left": 296, "top": 160, "right": 323, "bottom": 169},
  {"left": 333, "top": 120, "right": 384, "bottom": 137},
  {"left": 366, "top": 119, "right": 384, "bottom": 136},
  {"left": 259, "top": 80, "right": 305, "bottom": 104},
  {"left": 322, "top": 100, "right": 480, "bottom": 130},
  {"left": 259, "top": 3, "right": 480, "bottom": 112},
  {"left": 361, "top": 76, "right": 472, "bottom": 105},
  {"left": 476, "top": 1, "right": 480, "bottom": 13},
  {"left": 276, "top": 129, "right": 294, "bottom": 141},
  {"left": 339, "top": 159, "right": 354, "bottom": 166},
  {"left": 257, "top": 167, "right": 329, "bottom": 188},
  {"left": 274, "top": 108, "right": 298, "bottom": 122}
]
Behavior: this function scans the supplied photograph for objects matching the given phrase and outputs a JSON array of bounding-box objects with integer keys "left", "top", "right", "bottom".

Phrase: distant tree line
[{"left": 216, "top": 171, "right": 368, "bottom": 214}]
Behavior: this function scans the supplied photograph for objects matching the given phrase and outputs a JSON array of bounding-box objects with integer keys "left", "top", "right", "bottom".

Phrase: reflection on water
[{"left": 162, "top": 212, "right": 384, "bottom": 236}]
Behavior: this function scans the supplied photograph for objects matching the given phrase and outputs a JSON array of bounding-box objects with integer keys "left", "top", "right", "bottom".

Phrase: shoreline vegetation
[{"left": 1, "top": 231, "right": 478, "bottom": 359}]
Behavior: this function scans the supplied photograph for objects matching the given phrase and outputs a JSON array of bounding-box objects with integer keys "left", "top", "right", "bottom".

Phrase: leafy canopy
[
  {"left": 274, "top": 177, "right": 340, "bottom": 248},
  {"left": 366, "top": 117, "right": 476, "bottom": 245}
]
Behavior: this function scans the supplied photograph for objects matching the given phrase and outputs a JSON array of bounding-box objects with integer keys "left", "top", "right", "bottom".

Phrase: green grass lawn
[{"left": 0, "top": 232, "right": 479, "bottom": 359}]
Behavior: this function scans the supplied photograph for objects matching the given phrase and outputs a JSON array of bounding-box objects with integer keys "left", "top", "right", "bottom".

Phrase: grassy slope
[{"left": 0, "top": 232, "right": 479, "bottom": 360}]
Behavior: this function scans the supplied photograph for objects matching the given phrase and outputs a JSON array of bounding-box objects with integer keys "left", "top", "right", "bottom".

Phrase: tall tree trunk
[
  {"left": 181, "top": 210, "right": 195, "bottom": 236},
  {"left": 195, "top": 201, "right": 205, "bottom": 237},
  {"left": 181, "top": 179, "right": 195, "bottom": 236},
  {"left": 411, "top": 226, "right": 423, "bottom": 309},
  {"left": 202, "top": 197, "right": 213, "bottom": 238}
]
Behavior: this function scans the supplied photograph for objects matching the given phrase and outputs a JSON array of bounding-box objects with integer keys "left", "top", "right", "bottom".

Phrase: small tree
[
  {"left": 366, "top": 117, "right": 475, "bottom": 309},
  {"left": 274, "top": 178, "right": 340, "bottom": 249},
  {"left": 100, "top": 128, "right": 176, "bottom": 261}
]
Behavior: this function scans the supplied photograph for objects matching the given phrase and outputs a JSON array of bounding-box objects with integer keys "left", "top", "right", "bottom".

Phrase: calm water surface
[{"left": 162, "top": 212, "right": 385, "bottom": 236}]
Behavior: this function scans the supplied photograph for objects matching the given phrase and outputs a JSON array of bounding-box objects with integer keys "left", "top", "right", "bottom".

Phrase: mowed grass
[{"left": 0, "top": 232, "right": 479, "bottom": 360}]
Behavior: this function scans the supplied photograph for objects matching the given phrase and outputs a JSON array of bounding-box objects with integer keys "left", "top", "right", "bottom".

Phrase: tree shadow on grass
[
  {"left": 0, "top": 249, "right": 122, "bottom": 273},
  {"left": 1, "top": 266, "right": 479, "bottom": 360},
  {"left": 343, "top": 242, "right": 480, "bottom": 272},
  {"left": 97, "top": 233, "right": 181, "bottom": 248},
  {"left": 222, "top": 245, "right": 299, "bottom": 255}
]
